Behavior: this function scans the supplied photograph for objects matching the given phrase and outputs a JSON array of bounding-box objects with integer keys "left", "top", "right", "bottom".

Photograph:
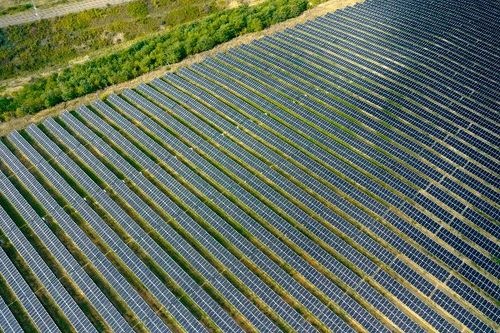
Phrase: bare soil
[{"left": 0, "top": 0, "right": 363, "bottom": 136}]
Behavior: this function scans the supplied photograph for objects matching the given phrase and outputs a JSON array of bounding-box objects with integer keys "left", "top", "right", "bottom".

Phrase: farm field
[{"left": 0, "top": 0, "right": 499, "bottom": 332}]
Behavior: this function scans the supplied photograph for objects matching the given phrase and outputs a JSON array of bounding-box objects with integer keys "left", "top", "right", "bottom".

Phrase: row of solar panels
[
  {"left": 0, "top": 68, "right": 496, "bottom": 330},
  {"left": 166, "top": 50, "right": 498, "bottom": 316},
  {"left": 355, "top": 1, "right": 500, "bottom": 75},
  {"left": 268, "top": 26, "right": 499, "bottom": 171},
  {"left": 0, "top": 0, "right": 498, "bottom": 332},
  {"left": 237, "top": 37, "right": 499, "bottom": 198},
  {"left": 213, "top": 41, "right": 499, "bottom": 264}
]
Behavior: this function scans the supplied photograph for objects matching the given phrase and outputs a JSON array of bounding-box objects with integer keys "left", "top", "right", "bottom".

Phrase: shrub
[{"left": 0, "top": 0, "right": 308, "bottom": 119}]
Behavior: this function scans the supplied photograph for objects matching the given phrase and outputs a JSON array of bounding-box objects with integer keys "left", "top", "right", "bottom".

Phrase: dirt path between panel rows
[{"left": 0, "top": 0, "right": 363, "bottom": 136}]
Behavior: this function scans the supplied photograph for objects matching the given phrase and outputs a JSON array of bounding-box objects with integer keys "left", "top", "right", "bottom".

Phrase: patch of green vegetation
[
  {"left": 0, "top": 2, "right": 32, "bottom": 16},
  {"left": 126, "top": 0, "right": 148, "bottom": 19},
  {"left": 0, "top": 0, "right": 219, "bottom": 81},
  {"left": 0, "top": 0, "right": 309, "bottom": 121}
]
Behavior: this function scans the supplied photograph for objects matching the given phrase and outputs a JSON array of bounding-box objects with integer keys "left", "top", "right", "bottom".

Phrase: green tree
[{"left": 0, "top": 0, "right": 310, "bottom": 117}]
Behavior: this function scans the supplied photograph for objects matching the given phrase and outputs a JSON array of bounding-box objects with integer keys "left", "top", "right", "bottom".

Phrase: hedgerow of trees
[
  {"left": 0, "top": 0, "right": 308, "bottom": 120},
  {"left": 0, "top": 0, "right": 220, "bottom": 81}
]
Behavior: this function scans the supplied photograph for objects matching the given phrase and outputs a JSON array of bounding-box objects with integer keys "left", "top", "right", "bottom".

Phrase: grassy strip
[
  {"left": 173, "top": 67, "right": 495, "bottom": 328},
  {"left": 1, "top": 136, "right": 147, "bottom": 332},
  {"left": 82, "top": 103, "right": 326, "bottom": 332},
  {"left": 0, "top": 3, "right": 32, "bottom": 16},
  {"left": 18, "top": 130, "right": 186, "bottom": 333},
  {"left": 0, "top": 233, "right": 39, "bottom": 333},
  {"left": 35, "top": 124, "right": 224, "bottom": 333},
  {"left": 0, "top": 0, "right": 220, "bottom": 81},
  {"left": 52, "top": 116, "right": 255, "bottom": 332},
  {"left": 0, "top": 191, "right": 75, "bottom": 333},
  {"left": 112, "top": 91, "right": 370, "bottom": 332},
  {"left": 0, "top": 0, "right": 308, "bottom": 119}
]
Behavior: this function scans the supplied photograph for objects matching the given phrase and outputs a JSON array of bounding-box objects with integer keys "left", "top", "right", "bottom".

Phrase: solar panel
[{"left": 1, "top": 0, "right": 498, "bottom": 332}]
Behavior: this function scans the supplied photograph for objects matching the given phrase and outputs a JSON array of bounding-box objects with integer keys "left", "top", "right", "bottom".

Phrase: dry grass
[
  {"left": 0, "top": 0, "right": 362, "bottom": 136},
  {"left": 1, "top": 0, "right": 75, "bottom": 10}
]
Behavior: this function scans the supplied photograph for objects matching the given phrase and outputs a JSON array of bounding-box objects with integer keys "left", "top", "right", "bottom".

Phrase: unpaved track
[
  {"left": 0, "top": 0, "right": 134, "bottom": 27},
  {"left": 0, "top": 0, "right": 363, "bottom": 136}
]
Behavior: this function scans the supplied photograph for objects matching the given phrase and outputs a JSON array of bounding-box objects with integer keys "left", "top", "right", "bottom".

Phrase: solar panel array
[{"left": 0, "top": 0, "right": 498, "bottom": 331}]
